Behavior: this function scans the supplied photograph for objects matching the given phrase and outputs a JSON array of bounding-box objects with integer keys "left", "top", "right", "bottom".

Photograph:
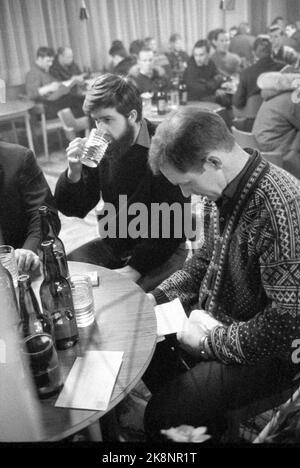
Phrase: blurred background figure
[
  {"left": 229, "top": 25, "right": 238, "bottom": 39},
  {"left": 50, "top": 46, "right": 83, "bottom": 82},
  {"left": 26, "top": 46, "right": 84, "bottom": 118},
  {"left": 144, "top": 36, "right": 171, "bottom": 76},
  {"left": 166, "top": 33, "right": 189, "bottom": 78},
  {"left": 129, "top": 47, "right": 169, "bottom": 95},
  {"left": 229, "top": 22, "right": 256, "bottom": 68},
  {"left": 109, "top": 42, "right": 135, "bottom": 76},
  {"left": 211, "top": 28, "right": 241, "bottom": 78},
  {"left": 269, "top": 25, "right": 299, "bottom": 66},
  {"left": 183, "top": 39, "right": 223, "bottom": 102}
]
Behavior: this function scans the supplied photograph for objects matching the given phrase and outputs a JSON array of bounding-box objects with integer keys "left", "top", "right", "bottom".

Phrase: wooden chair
[
  {"left": 31, "top": 102, "right": 63, "bottom": 160},
  {"left": 57, "top": 108, "right": 90, "bottom": 142}
]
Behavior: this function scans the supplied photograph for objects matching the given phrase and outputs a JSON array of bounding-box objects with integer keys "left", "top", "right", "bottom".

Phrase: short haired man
[
  {"left": 183, "top": 39, "right": 223, "bottom": 101},
  {"left": 54, "top": 74, "right": 187, "bottom": 290},
  {"left": 0, "top": 140, "right": 60, "bottom": 273},
  {"left": 129, "top": 48, "right": 169, "bottom": 95},
  {"left": 143, "top": 107, "right": 300, "bottom": 441},
  {"left": 232, "top": 36, "right": 284, "bottom": 130},
  {"left": 26, "top": 46, "right": 84, "bottom": 119},
  {"left": 211, "top": 29, "right": 241, "bottom": 77},
  {"left": 269, "top": 25, "right": 299, "bottom": 66},
  {"left": 166, "top": 33, "right": 189, "bottom": 78},
  {"left": 109, "top": 43, "right": 135, "bottom": 76},
  {"left": 50, "top": 46, "right": 83, "bottom": 82}
]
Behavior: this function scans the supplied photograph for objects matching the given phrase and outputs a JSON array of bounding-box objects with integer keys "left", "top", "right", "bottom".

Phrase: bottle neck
[
  {"left": 40, "top": 213, "right": 56, "bottom": 242},
  {"left": 19, "top": 281, "right": 41, "bottom": 320},
  {"left": 42, "top": 244, "right": 61, "bottom": 282}
]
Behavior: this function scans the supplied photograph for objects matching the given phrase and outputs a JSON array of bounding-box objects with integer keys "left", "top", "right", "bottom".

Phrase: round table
[
  {"left": 0, "top": 100, "right": 35, "bottom": 152},
  {"left": 144, "top": 101, "right": 225, "bottom": 125},
  {"left": 31, "top": 261, "right": 157, "bottom": 441}
]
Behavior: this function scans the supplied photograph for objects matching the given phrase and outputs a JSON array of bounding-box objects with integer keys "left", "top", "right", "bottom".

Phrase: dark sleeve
[
  {"left": 232, "top": 72, "right": 247, "bottom": 109},
  {"left": 184, "top": 67, "right": 210, "bottom": 100},
  {"left": 19, "top": 150, "right": 61, "bottom": 253},
  {"left": 128, "top": 173, "right": 190, "bottom": 275},
  {"left": 25, "top": 70, "right": 41, "bottom": 100},
  {"left": 54, "top": 167, "right": 101, "bottom": 218}
]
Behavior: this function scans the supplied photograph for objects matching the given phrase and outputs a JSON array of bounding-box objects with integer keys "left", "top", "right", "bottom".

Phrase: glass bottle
[
  {"left": 39, "top": 240, "right": 78, "bottom": 350},
  {"left": 39, "top": 205, "right": 70, "bottom": 280},
  {"left": 178, "top": 79, "right": 188, "bottom": 105},
  {"left": 156, "top": 84, "right": 168, "bottom": 115},
  {"left": 0, "top": 262, "right": 45, "bottom": 441},
  {"left": 18, "top": 274, "right": 53, "bottom": 339}
]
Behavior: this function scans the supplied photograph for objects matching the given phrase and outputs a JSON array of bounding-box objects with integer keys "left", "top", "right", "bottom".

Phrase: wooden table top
[
  {"left": 31, "top": 261, "right": 157, "bottom": 441},
  {"left": 0, "top": 99, "right": 35, "bottom": 120},
  {"left": 144, "top": 101, "right": 225, "bottom": 124}
]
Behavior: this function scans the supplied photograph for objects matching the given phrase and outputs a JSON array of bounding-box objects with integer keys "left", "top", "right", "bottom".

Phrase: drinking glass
[
  {"left": 0, "top": 245, "right": 18, "bottom": 288},
  {"left": 80, "top": 128, "right": 111, "bottom": 168},
  {"left": 23, "top": 333, "right": 62, "bottom": 399},
  {"left": 70, "top": 274, "right": 95, "bottom": 327}
]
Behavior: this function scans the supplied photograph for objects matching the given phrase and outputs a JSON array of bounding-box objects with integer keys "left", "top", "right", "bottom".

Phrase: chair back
[
  {"left": 231, "top": 126, "right": 259, "bottom": 149},
  {"left": 57, "top": 108, "right": 90, "bottom": 141}
]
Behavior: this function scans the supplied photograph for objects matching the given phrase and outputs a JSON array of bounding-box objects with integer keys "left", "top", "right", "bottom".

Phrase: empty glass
[
  {"left": 70, "top": 274, "right": 95, "bottom": 327},
  {"left": 80, "top": 128, "right": 111, "bottom": 167},
  {"left": 0, "top": 245, "right": 18, "bottom": 288}
]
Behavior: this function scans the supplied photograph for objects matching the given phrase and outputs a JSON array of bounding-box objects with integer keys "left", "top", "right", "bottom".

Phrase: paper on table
[
  {"left": 55, "top": 351, "right": 123, "bottom": 411},
  {"left": 155, "top": 298, "right": 187, "bottom": 337}
]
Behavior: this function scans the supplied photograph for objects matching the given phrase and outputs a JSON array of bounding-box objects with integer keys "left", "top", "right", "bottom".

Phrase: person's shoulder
[{"left": 0, "top": 141, "right": 34, "bottom": 170}]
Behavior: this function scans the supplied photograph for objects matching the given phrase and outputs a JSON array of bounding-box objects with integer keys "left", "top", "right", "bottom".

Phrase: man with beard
[{"left": 54, "top": 74, "right": 188, "bottom": 290}]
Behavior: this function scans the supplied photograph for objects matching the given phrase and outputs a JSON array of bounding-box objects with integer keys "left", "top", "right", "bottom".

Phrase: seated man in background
[
  {"left": 211, "top": 29, "right": 241, "bottom": 78},
  {"left": 165, "top": 33, "right": 189, "bottom": 79},
  {"left": 0, "top": 140, "right": 60, "bottom": 272},
  {"left": 143, "top": 107, "right": 300, "bottom": 441},
  {"left": 50, "top": 46, "right": 84, "bottom": 83},
  {"left": 229, "top": 22, "right": 255, "bottom": 68},
  {"left": 183, "top": 39, "right": 223, "bottom": 102},
  {"left": 54, "top": 74, "right": 188, "bottom": 291},
  {"left": 269, "top": 25, "right": 299, "bottom": 66},
  {"left": 144, "top": 36, "right": 171, "bottom": 77},
  {"left": 26, "top": 46, "right": 84, "bottom": 119},
  {"left": 109, "top": 42, "right": 136, "bottom": 76},
  {"left": 232, "top": 36, "right": 284, "bottom": 131},
  {"left": 129, "top": 47, "right": 169, "bottom": 96}
]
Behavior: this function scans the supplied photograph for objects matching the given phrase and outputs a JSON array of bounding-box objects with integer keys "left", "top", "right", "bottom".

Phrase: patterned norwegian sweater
[{"left": 153, "top": 152, "right": 300, "bottom": 365}]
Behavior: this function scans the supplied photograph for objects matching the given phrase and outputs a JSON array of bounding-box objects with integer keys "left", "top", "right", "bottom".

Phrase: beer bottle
[
  {"left": 156, "top": 83, "right": 168, "bottom": 115},
  {"left": 178, "top": 79, "right": 188, "bottom": 105},
  {"left": 39, "top": 241, "right": 78, "bottom": 350},
  {"left": 39, "top": 205, "right": 69, "bottom": 279},
  {"left": 18, "top": 274, "right": 53, "bottom": 339}
]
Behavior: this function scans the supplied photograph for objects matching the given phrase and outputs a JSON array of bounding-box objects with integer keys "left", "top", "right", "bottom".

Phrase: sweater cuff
[{"left": 151, "top": 287, "right": 170, "bottom": 305}]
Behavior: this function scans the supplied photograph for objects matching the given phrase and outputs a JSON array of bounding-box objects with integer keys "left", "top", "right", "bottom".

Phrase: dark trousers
[
  {"left": 67, "top": 238, "right": 188, "bottom": 292},
  {"left": 143, "top": 339, "right": 300, "bottom": 442}
]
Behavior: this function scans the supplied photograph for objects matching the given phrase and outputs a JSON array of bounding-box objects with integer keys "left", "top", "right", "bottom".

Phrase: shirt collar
[
  {"left": 216, "top": 148, "right": 258, "bottom": 210},
  {"left": 135, "top": 118, "right": 151, "bottom": 149}
]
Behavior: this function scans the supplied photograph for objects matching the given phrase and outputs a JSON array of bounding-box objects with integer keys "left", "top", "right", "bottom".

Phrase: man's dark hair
[
  {"left": 36, "top": 46, "right": 55, "bottom": 58},
  {"left": 269, "top": 24, "right": 284, "bottom": 35},
  {"left": 83, "top": 73, "right": 142, "bottom": 121},
  {"left": 212, "top": 28, "right": 226, "bottom": 42},
  {"left": 144, "top": 37, "right": 154, "bottom": 46},
  {"left": 253, "top": 36, "right": 272, "bottom": 57},
  {"left": 149, "top": 107, "right": 235, "bottom": 174},
  {"left": 109, "top": 44, "right": 127, "bottom": 58},
  {"left": 193, "top": 39, "right": 209, "bottom": 53},
  {"left": 169, "top": 33, "right": 181, "bottom": 44},
  {"left": 129, "top": 40, "right": 145, "bottom": 56}
]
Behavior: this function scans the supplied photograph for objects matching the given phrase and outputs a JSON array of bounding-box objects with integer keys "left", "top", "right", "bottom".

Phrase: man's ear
[
  {"left": 206, "top": 155, "right": 222, "bottom": 169},
  {"left": 128, "top": 109, "right": 138, "bottom": 123}
]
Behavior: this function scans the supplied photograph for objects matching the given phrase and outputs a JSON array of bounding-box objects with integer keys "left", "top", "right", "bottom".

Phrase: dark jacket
[
  {"left": 183, "top": 57, "right": 222, "bottom": 101},
  {"left": 54, "top": 120, "right": 188, "bottom": 275},
  {"left": 232, "top": 56, "right": 284, "bottom": 109},
  {"left": 50, "top": 57, "right": 82, "bottom": 81},
  {"left": 0, "top": 141, "right": 61, "bottom": 253}
]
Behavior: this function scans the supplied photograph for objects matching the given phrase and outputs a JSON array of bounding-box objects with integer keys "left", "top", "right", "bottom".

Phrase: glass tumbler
[
  {"left": 80, "top": 128, "right": 111, "bottom": 168},
  {"left": 70, "top": 274, "right": 95, "bottom": 327}
]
